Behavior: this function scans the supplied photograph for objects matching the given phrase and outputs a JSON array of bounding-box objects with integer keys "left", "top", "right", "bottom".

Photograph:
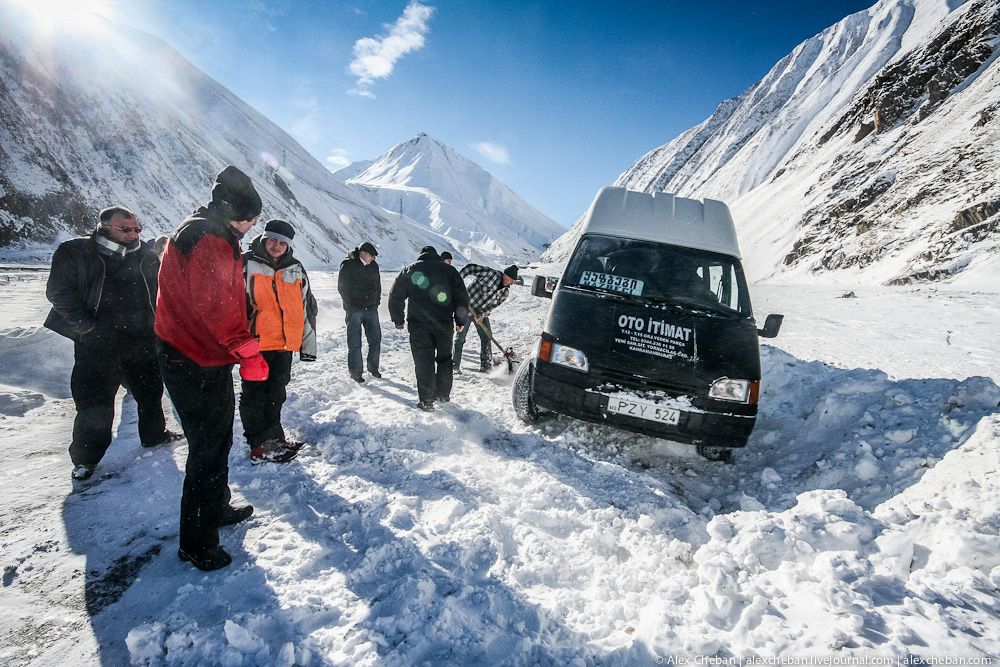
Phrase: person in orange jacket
[
  {"left": 156, "top": 165, "right": 266, "bottom": 571},
  {"left": 240, "top": 219, "right": 317, "bottom": 463}
]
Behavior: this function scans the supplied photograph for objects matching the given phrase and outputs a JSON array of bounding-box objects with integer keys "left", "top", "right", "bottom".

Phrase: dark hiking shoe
[
  {"left": 142, "top": 430, "right": 184, "bottom": 448},
  {"left": 250, "top": 439, "right": 298, "bottom": 464},
  {"left": 71, "top": 464, "right": 95, "bottom": 480},
  {"left": 416, "top": 400, "right": 435, "bottom": 412},
  {"left": 351, "top": 374, "right": 365, "bottom": 383},
  {"left": 178, "top": 546, "right": 232, "bottom": 571},
  {"left": 453, "top": 366, "right": 463, "bottom": 375},
  {"left": 437, "top": 395, "right": 450, "bottom": 403},
  {"left": 285, "top": 439, "right": 307, "bottom": 451},
  {"left": 220, "top": 504, "right": 254, "bottom": 527}
]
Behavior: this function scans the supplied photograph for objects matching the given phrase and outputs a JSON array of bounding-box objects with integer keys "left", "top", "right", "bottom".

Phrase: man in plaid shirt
[{"left": 453, "top": 263, "right": 518, "bottom": 373}]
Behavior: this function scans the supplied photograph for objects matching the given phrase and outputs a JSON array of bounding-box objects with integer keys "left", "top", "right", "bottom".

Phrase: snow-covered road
[{"left": 1, "top": 267, "right": 998, "bottom": 665}]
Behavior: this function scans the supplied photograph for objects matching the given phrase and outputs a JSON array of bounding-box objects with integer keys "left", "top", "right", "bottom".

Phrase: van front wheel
[
  {"left": 512, "top": 362, "right": 543, "bottom": 424},
  {"left": 696, "top": 445, "right": 733, "bottom": 463}
]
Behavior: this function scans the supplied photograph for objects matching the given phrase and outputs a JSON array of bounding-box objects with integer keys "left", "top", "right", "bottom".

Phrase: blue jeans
[
  {"left": 346, "top": 308, "right": 382, "bottom": 377},
  {"left": 453, "top": 316, "right": 491, "bottom": 370}
]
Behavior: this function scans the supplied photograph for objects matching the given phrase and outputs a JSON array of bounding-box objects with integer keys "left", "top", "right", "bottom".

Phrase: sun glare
[{"left": 10, "top": 0, "right": 116, "bottom": 32}]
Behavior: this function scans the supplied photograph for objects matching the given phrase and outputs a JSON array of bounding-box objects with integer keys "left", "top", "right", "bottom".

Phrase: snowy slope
[
  {"left": 0, "top": 5, "right": 454, "bottom": 268},
  {"left": 341, "top": 133, "right": 565, "bottom": 264},
  {"left": 545, "top": 0, "right": 1000, "bottom": 287},
  {"left": 1, "top": 268, "right": 998, "bottom": 663}
]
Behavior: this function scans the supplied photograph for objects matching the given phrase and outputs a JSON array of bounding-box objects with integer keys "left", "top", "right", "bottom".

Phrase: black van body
[{"left": 515, "top": 188, "right": 781, "bottom": 459}]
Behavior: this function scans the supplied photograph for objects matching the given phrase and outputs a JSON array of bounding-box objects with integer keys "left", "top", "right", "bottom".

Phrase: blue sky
[{"left": 113, "top": 0, "right": 875, "bottom": 226}]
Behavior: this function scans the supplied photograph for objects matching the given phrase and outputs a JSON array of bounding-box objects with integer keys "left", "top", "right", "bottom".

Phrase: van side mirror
[
  {"left": 531, "top": 275, "right": 554, "bottom": 299},
  {"left": 758, "top": 314, "right": 783, "bottom": 338}
]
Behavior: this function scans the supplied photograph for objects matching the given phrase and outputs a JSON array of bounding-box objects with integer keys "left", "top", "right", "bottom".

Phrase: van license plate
[{"left": 605, "top": 397, "right": 680, "bottom": 425}]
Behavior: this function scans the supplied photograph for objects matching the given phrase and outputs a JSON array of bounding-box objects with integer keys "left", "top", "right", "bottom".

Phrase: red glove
[
  {"left": 239, "top": 354, "right": 269, "bottom": 381},
  {"left": 232, "top": 339, "right": 269, "bottom": 381}
]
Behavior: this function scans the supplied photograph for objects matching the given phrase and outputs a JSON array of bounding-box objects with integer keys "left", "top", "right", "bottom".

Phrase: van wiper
[{"left": 663, "top": 297, "right": 739, "bottom": 318}]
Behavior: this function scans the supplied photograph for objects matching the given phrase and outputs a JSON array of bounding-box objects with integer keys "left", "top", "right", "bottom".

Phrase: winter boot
[
  {"left": 71, "top": 464, "right": 95, "bottom": 480},
  {"left": 142, "top": 430, "right": 184, "bottom": 448},
  {"left": 369, "top": 369, "right": 382, "bottom": 379},
  {"left": 416, "top": 400, "right": 435, "bottom": 412},
  {"left": 219, "top": 504, "right": 254, "bottom": 527},
  {"left": 250, "top": 439, "right": 299, "bottom": 464},
  {"left": 351, "top": 374, "right": 365, "bottom": 383},
  {"left": 178, "top": 545, "right": 232, "bottom": 571}
]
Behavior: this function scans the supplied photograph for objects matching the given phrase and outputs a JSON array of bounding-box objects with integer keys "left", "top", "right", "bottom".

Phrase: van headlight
[
  {"left": 550, "top": 343, "right": 589, "bottom": 372},
  {"left": 709, "top": 378, "right": 751, "bottom": 403}
]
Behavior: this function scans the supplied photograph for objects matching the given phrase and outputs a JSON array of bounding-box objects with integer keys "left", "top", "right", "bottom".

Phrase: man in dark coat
[
  {"left": 388, "top": 246, "right": 470, "bottom": 410},
  {"left": 45, "top": 206, "right": 180, "bottom": 481},
  {"left": 337, "top": 240, "right": 381, "bottom": 382},
  {"left": 155, "top": 165, "right": 266, "bottom": 571}
]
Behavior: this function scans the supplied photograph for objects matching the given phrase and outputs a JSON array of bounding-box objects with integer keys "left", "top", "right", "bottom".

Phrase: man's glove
[
  {"left": 300, "top": 352, "right": 316, "bottom": 362},
  {"left": 232, "top": 339, "right": 269, "bottom": 382}
]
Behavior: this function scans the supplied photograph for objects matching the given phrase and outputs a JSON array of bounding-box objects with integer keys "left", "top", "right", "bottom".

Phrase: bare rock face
[{"left": 821, "top": 0, "right": 1000, "bottom": 145}]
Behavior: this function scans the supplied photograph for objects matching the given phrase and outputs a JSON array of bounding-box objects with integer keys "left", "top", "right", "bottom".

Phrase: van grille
[{"left": 591, "top": 366, "right": 701, "bottom": 396}]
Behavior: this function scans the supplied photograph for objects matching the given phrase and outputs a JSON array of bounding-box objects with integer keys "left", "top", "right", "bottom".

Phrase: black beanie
[
  {"left": 420, "top": 245, "right": 437, "bottom": 254},
  {"left": 440, "top": 251, "right": 453, "bottom": 261},
  {"left": 211, "top": 166, "right": 262, "bottom": 221},
  {"left": 263, "top": 219, "right": 295, "bottom": 246},
  {"left": 503, "top": 264, "right": 519, "bottom": 280}
]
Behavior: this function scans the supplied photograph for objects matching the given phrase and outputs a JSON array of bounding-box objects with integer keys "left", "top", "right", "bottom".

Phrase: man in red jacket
[{"left": 155, "top": 165, "right": 268, "bottom": 571}]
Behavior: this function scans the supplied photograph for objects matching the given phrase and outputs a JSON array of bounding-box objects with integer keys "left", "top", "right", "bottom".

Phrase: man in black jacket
[
  {"left": 338, "top": 241, "right": 382, "bottom": 382},
  {"left": 388, "top": 246, "right": 471, "bottom": 410},
  {"left": 45, "top": 206, "right": 180, "bottom": 481}
]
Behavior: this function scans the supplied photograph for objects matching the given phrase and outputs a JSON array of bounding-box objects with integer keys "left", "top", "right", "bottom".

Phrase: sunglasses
[{"left": 109, "top": 225, "right": 142, "bottom": 233}]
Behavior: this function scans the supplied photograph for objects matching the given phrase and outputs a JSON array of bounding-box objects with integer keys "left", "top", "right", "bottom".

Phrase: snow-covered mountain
[
  {"left": 337, "top": 133, "right": 565, "bottom": 264},
  {"left": 0, "top": 6, "right": 452, "bottom": 267},
  {"left": 545, "top": 0, "right": 999, "bottom": 286}
]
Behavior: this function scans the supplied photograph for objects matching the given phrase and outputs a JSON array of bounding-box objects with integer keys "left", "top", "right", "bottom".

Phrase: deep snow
[{"left": 0, "top": 264, "right": 998, "bottom": 665}]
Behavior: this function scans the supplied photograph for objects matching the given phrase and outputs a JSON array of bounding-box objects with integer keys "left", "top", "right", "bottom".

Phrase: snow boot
[
  {"left": 369, "top": 369, "right": 382, "bottom": 379},
  {"left": 416, "top": 400, "right": 435, "bottom": 412},
  {"left": 250, "top": 439, "right": 298, "bottom": 464},
  {"left": 178, "top": 545, "right": 232, "bottom": 571},
  {"left": 71, "top": 464, "right": 95, "bottom": 480},
  {"left": 351, "top": 374, "right": 365, "bottom": 383},
  {"left": 142, "top": 429, "right": 184, "bottom": 448},
  {"left": 219, "top": 504, "right": 254, "bottom": 527}
]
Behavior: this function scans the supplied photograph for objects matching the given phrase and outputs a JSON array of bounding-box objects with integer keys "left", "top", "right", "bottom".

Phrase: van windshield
[{"left": 562, "top": 234, "right": 751, "bottom": 316}]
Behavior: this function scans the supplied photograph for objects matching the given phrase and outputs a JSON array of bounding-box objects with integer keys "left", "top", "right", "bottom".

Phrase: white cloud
[
  {"left": 325, "top": 149, "right": 353, "bottom": 169},
  {"left": 471, "top": 141, "right": 511, "bottom": 166},
  {"left": 348, "top": 1, "right": 434, "bottom": 98}
]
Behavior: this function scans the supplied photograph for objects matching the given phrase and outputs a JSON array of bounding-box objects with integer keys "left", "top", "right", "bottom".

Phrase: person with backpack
[
  {"left": 337, "top": 241, "right": 381, "bottom": 382},
  {"left": 155, "top": 165, "right": 265, "bottom": 571},
  {"left": 240, "top": 219, "right": 317, "bottom": 463},
  {"left": 45, "top": 206, "right": 181, "bottom": 481},
  {"left": 388, "top": 246, "right": 470, "bottom": 410}
]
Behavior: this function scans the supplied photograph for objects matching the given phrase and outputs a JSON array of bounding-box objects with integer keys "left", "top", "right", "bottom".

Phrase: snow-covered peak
[
  {"left": 0, "top": 4, "right": 454, "bottom": 268},
  {"left": 344, "top": 133, "right": 565, "bottom": 265},
  {"left": 545, "top": 0, "right": 999, "bottom": 287}
]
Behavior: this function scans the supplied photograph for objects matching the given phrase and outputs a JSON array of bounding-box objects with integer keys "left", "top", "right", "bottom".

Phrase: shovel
[{"left": 473, "top": 319, "right": 516, "bottom": 373}]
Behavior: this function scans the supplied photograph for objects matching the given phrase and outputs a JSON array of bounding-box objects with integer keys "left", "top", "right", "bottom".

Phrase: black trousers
[
  {"left": 69, "top": 333, "right": 166, "bottom": 466},
  {"left": 239, "top": 350, "right": 292, "bottom": 446},
  {"left": 158, "top": 342, "right": 233, "bottom": 552},
  {"left": 409, "top": 329, "right": 454, "bottom": 403}
]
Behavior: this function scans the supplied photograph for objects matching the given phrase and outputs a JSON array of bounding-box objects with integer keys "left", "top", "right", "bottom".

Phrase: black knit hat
[
  {"left": 440, "top": 251, "right": 453, "bottom": 261},
  {"left": 503, "top": 264, "right": 519, "bottom": 280},
  {"left": 211, "top": 166, "right": 262, "bottom": 221},
  {"left": 359, "top": 241, "right": 378, "bottom": 256},
  {"left": 263, "top": 219, "right": 294, "bottom": 246},
  {"left": 420, "top": 245, "right": 437, "bottom": 255}
]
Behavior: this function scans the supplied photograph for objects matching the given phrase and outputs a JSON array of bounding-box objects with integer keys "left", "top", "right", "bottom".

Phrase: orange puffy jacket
[{"left": 243, "top": 236, "right": 317, "bottom": 357}]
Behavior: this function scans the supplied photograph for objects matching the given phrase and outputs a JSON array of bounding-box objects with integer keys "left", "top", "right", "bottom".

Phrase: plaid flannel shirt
[{"left": 460, "top": 264, "right": 509, "bottom": 317}]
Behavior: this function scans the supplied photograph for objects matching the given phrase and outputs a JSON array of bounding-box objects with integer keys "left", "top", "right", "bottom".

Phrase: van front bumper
[{"left": 531, "top": 363, "right": 755, "bottom": 447}]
